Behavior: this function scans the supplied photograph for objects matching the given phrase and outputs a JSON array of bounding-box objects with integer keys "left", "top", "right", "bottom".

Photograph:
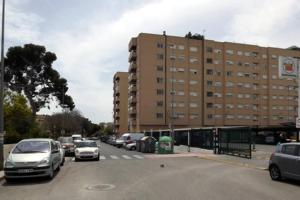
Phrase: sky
[{"left": 3, "top": 0, "right": 300, "bottom": 123}]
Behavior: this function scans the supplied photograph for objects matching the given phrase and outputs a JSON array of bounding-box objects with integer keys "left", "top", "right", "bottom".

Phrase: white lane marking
[
  {"left": 71, "top": 158, "right": 75, "bottom": 161},
  {"left": 133, "top": 155, "right": 144, "bottom": 159},
  {"left": 110, "top": 155, "right": 119, "bottom": 159},
  {"left": 100, "top": 156, "right": 106, "bottom": 160},
  {"left": 122, "top": 155, "right": 132, "bottom": 159}
]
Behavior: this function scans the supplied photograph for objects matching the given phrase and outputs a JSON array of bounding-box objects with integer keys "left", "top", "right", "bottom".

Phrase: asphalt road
[{"left": 0, "top": 141, "right": 299, "bottom": 200}]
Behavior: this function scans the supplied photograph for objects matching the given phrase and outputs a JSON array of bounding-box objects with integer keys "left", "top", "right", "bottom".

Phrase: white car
[
  {"left": 55, "top": 141, "right": 65, "bottom": 166},
  {"left": 125, "top": 142, "right": 136, "bottom": 151},
  {"left": 74, "top": 140, "right": 100, "bottom": 161},
  {"left": 4, "top": 139, "right": 61, "bottom": 182}
]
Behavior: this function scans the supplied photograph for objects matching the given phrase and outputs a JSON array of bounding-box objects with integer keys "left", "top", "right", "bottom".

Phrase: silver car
[
  {"left": 4, "top": 138, "right": 61, "bottom": 182},
  {"left": 269, "top": 142, "right": 300, "bottom": 181}
]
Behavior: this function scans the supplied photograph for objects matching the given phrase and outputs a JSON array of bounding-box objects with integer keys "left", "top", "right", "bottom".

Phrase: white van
[
  {"left": 115, "top": 133, "right": 144, "bottom": 148},
  {"left": 72, "top": 134, "right": 82, "bottom": 141}
]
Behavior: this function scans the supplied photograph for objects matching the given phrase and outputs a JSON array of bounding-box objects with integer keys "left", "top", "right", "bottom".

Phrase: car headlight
[
  {"left": 39, "top": 158, "right": 50, "bottom": 165},
  {"left": 4, "top": 160, "right": 14, "bottom": 168},
  {"left": 94, "top": 149, "right": 98, "bottom": 154}
]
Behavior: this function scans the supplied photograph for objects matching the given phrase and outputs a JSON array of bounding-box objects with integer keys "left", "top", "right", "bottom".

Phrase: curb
[
  {"left": 197, "top": 156, "right": 268, "bottom": 171},
  {"left": 0, "top": 171, "right": 4, "bottom": 182}
]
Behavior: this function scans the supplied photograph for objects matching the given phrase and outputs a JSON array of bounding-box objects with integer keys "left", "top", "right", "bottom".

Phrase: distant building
[{"left": 115, "top": 32, "right": 300, "bottom": 133}]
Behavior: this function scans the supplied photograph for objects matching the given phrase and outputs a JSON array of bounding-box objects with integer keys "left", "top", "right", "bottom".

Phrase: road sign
[{"left": 296, "top": 117, "right": 300, "bottom": 128}]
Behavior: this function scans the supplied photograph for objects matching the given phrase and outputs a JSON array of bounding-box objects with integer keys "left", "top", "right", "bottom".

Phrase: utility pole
[{"left": 0, "top": 0, "right": 5, "bottom": 171}]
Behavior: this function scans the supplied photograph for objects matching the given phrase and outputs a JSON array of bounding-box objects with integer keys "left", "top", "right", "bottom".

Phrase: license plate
[{"left": 18, "top": 169, "right": 34, "bottom": 173}]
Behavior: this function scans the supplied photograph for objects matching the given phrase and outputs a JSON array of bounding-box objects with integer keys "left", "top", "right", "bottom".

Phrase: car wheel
[
  {"left": 75, "top": 157, "right": 79, "bottom": 162},
  {"left": 95, "top": 155, "right": 100, "bottom": 161},
  {"left": 269, "top": 165, "right": 281, "bottom": 181},
  {"left": 130, "top": 146, "right": 136, "bottom": 151},
  {"left": 5, "top": 177, "right": 13, "bottom": 183},
  {"left": 61, "top": 157, "right": 65, "bottom": 166},
  {"left": 48, "top": 164, "right": 54, "bottom": 179},
  {"left": 56, "top": 163, "right": 60, "bottom": 171}
]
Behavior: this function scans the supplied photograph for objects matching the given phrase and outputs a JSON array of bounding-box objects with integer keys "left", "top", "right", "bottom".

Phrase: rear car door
[
  {"left": 294, "top": 145, "right": 300, "bottom": 180},
  {"left": 51, "top": 142, "right": 60, "bottom": 168},
  {"left": 279, "top": 145, "right": 298, "bottom": 178}
]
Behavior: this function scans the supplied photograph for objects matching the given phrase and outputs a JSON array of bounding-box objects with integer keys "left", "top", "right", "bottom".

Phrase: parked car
[
  {"left": 72, "top": 134, "right": 82, "bottom": 141},
  {"left": 125, "top": 142, "right": 136, "bottom": 151},
  {"left": 121, "top": 133, "right": 144, "bottom": 148},
  {"left": 58, "top": 137, "right": 75, "bottom": 156},
  {"left": 4, "top": 138, "right": 61, "bottom": 182},
  {"left": 55, "top": 141, "right": 65, "bottom": 166},
  {"left": 107, "top": 136, "right": 116, "bottom": 145},
  {"left": 269, "top": 142, "right": 300, "bottom": 181},
  {"left": 74, "top": 140, "right": 100, "bottom": 161}
]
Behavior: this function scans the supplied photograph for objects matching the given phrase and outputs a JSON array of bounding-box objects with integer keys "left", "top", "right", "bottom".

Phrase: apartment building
[
  {"left": 126, "top": 32, "right": 300, "bottom": 133},
  {"left": 113, "top": 72, "right": 129, "bottom": 135}
]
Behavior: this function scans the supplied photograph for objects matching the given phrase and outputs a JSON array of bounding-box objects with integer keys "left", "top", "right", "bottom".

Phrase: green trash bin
[{"left": 158, "top": 136, "right": 173, "bottom": 154}]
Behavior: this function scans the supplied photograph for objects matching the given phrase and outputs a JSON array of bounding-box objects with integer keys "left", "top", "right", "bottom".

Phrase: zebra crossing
[{"left": 71, "top": 154, "right": 145, "bottom": 161}]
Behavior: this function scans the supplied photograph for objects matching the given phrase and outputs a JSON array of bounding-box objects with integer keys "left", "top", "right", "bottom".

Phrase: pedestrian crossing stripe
[
  {"left": 122, "top": 155, "right": 132, "bottom": 159},
  {"left": 110, "top": 155, "right": 119, "bottom": 159},
  {"left": 100, "top": 156, "right": 106, "bottom": 160},
  {"left": 133, "top": 155, "right": 144, "bottom": 159}
]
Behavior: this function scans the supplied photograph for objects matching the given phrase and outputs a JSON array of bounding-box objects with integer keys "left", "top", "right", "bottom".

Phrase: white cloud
[{"left": 5, "top": 0, "right": 300, "bottom": 123}]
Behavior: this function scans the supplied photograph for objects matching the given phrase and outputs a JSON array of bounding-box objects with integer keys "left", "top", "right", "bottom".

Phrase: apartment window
[
  {"left": 178, "top": 55, "right": 185, "bottom": 61},
  {"left": 252, "top": 52, "right": 259, "bottom": 57},
  {"left": 272, "top": 106, "right": 277, "bottom": 110},
  {"left": 170, "top": 55, "right": 176, "bottom": 60},
  {"left": 170, "top": 78, "right": 176, "bottom": 83},
  {"left": 226, "top": 50, "right": 233, "bottom": 55},
  {"left": 237, "top": 115, "right": 244, "bottom": 119},
  {"left": 177, "top": 68, "right": 184, "bottom": 72},
  {"left": 178, "top": 102, "right": 185, "bottom": 107},
  {"left": 207, "top": 69, "right": 214, "bottom": 75},
  {"left": 178, "top": 45, "right": 185, "bottom": 50},
  {"left": 214, "top": 49, "right": 222, "bottom": 54},
  {"left": 271, "top": 55, "right": 277, "bottom": 59},
  {"left": 237, "top": 83, "right": 243, "bottom": 88},
  {"left": 278, "top": 96, "right": 284, "bottom": 100},
  {"left": 272, "top": 64, "right": 277, "bottom": 68},
  {"left": 190, "top": 69, "right": 198, "bottom": 74},
  {"left": 157, "top": 65, "right": 164, "bottom": 71},
  {"left": 237, "top": 51, "right": 243, "bottom": 56},
  {"left": 245, "top": 94, "right": 251, "bottom": 98},
  {"left": 178, "top": 79, "right": 185, "bottom": 84},
  {"left": 190, "top": 92, "right": 198, "bottom": 96},
  {"left": 226, "top": 115, "right": 234, "bottom": 119},
  {"left": 244, "top": 83, "right": 251, "bottom": 88},
  {"left": 170, "top": 67, "right": 176, "bottom": 72},
  {"left": 169, "top": 44, "right": 176, "bottom": 49},
  {"left": 214, "top": 93, "right": 222, "bottom": 97},
  {"left": 170, "top": 103, "right": 177, "bottom": 107},
  {"left": 156, "top": 77, "right": 164, "bottom": 83},
  {"left": 237, "top": 94, "right": 243, "bottom": 98},
  {"left": 262, "top": 75, "right": 268, "bottom": 79},
  {"left": 226, "top": 104, "right": 234, "bottom": 109},
  {"left": 262, "top": 54, "right": 267, "bottom": 59},
  {"left": 215, "top": 82, "right": 222, "bottom": 87},
  {"left": 237, "top": 72, "right": 243, "bottom": 77},
  {"left": 262, "top": 85, "right": 267, "bottom": 89},
  {"left": 262, "top": 96, "right": 268, "bottom": 99},
  {"left": 157, "top": 89, "right": 164, "bottom": 95},
  {"left": 272, "top": 96, "right": 277, "bottom": 100},
  {"left": 190, "top": 58, "right": 199, "bottom": 63},
  {"left": 157, "top": 42, "right": 164, "bottom": 48},
  {"left": 177, "top": 114, "right": 185, "bottom": 119},
  {"left": 189, "top": 80, "right": 198, "bottom": 85},
  {"left": 226, "top": 71, "right": 233, "bottom": 76},
  {"left": 226, "top": 82, "right": 234, "bottom": 87},
  {"left": 207, "top": 81, "right": 213, "bottom": 86},
  {"left": 226, "top": 93, "right": 233, "bottom": 97},
  {"left": 237, "top": 61, "right": 243, "bottom": 66},
  {"left": 207, "top": 103, "right": 213, "bottom": 108},
  {"left": 263, "top": 106, "right": 267, "bottom": 110},
  {"left": 156, "top": 113, "right": 164, "bottom": 118},
  {"left": 190, "top": 47, "right": 198, "bottom": 52},
  {"left": 214, "top": 104, "right": 222, "bottom": 109},
  {"left": 156, "top": 101, "right": 163, "bottom": 107},
  {"left": 190, "top": 103, "right": 198, "bottom": 108},
  {"left": 226, "top": 60, "right": 233, "bottom": 65},
  {"left": 206, "top": 47, "right": 213, "bottom": 53},
  {"left": 157, "top": 53, "right": 164, "bottom": 60},
  {"left": 190, "top": 114, "right": 199, "bottom": 119},
  {"left": 206, "top": 58, "right": 213, "bottom": 64},
  {"left": 207, "top": 92, "right": 213, "bottom": 97},
  {"left": 207, "top": 114, "right": 213, "bottom": 119},
  {"left": 216, "top": 71, "right": 222, "bottom": 76},
  {"left": 244, "top": 52, "right": 250, "bottom": 56},
  {"left": 272, "top": 85, "right": 277, "bottom": 90},
  {"left": 244, "top": 73, "right": 250, "bottom": 78},
  {"left": 272, "top": 75, "right": 277, "bottom": 80},
  {"left": 237, "top": 105, "right": 243, "bottom": 109},
  {"left": 177, "top": 91, "right": 185, "bottom": 96}
]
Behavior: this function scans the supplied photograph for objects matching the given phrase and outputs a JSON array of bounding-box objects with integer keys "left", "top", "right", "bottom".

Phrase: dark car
[{"left": 58, "top": 137, "right": 75, "bottom": 156}]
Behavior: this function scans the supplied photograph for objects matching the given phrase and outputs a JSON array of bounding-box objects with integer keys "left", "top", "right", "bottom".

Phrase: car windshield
[
  {"left": 75, "top": 141, "right": 97, "bottom": 148},
  {"left": 73, "top": 137, "right": 82, "bottom": 141},
  {"left": 12, "top": 141, "right": 50, "bottom": 153}
]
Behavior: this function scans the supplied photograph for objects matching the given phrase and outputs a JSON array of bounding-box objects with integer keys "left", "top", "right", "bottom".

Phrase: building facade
[
  {"left": 113, "top": 72, "right": 129, "bottom": 135},
  {"left": 126, "top": 32, "right": 300, "bottom": 132}
]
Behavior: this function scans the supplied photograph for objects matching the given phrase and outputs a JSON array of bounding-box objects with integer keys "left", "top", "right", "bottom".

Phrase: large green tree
[{"left": 4, "top": 44, "right": 75, "bottom": 115}]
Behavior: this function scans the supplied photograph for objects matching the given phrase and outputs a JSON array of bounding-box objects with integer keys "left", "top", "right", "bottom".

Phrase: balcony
[
  {"left": 129, "top": 62, "right": 137, "bottom": 72},
  {"left": 129, "top": 84, "right": 137, "bottom": 92},
  {"left": 128, "top": 38, "right": 137, "bottom": 51},
  {"left": 115, "top": 104, "right": 120, "bottom": 112},
  {"left": 115, "top": 96, "right": 120, "bottom": 104},
  {"left": 129, "top": 95, "right": 137, "bottom": 104},
  {"left": 129, "top": 118, "right": 137, "bottom": 125},
  {"left": 128, "top": 73, "right": 137, "bottom": 83},
  {"left": 129, "top": 107, "right": 137, "bottom": 115},
  {"left": 128, "top": 50, "right": 137, "bottom": 62}
]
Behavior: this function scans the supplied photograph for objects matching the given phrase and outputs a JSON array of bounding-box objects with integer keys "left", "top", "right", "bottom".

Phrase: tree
[
  {"left": 4, "top": 91, "right": 42, "bottom": 143},
  {"left": 185, "top": 32, "right": 205, "bottom": 40},
  {"left": 4, "top": 44, "right": 75, "bottom": 115}
]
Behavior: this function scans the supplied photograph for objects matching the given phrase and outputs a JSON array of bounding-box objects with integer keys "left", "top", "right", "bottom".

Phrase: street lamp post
[{"left": 0, "top": 0, "right": 5, "bottom": 170}]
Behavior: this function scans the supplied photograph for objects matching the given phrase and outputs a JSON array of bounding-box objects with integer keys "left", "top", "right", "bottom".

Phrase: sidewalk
[
  {"left": 0, "top": 170, "right": 4, "bottom": 181},
  {"left": 173, "top": 145, "right": 272, "bottom": 170}
]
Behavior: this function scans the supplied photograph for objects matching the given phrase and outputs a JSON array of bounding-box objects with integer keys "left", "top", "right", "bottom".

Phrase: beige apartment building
[
  {"left": 124, "top": 32, "right": 300, "bottom": 133},
  {"left": 113, "top": 72, "right": 129, "bottom": 135}
]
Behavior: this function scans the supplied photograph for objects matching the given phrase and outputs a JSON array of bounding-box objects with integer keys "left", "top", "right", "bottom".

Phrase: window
[
  {"left": 190, "top": 69, "right": 198, "bottom": 74},
  {"left": 226, "top": 82, "right": 234, "bottom": 87},
  {"left": 214, "top": 93, "right": 222, "bottom": 97},
  {"left": 271, "top": 55, "right": 277, "bottom": 59},
  {"left": 262, "top": 85, "right": 268, "bottom": 89},
  {"left": 178, "top": 79, "right": 185, "bottom": 84},
  {"left": 207, "top": 69, "right": 214, "bottom": 75},
  {"left": 207, "top": 81, "right": 213, "bottom": 86},
  {"left": 281, "top": 145, "right": 297, "bottom": 155},
  {"left": 190, "top": 103, "right": 198, "bottom": 108},
  {"left": 207, "top": 114, "right": 213, "bottom": 119},
  {"left": 214, "top": 49, "right": 222, "bottom": 54},
  {"left": 169, "top": 44, "right": 176, "bottom": 49},
  {"left": 170, "top": 103, "right": 176, "bottom": 107},
  {"left": 177, "top": 113, "right": 185, "bottom": 118},
  {"left": 237, "top": 51, "right": 243, "bottom": 56},
  {"left": 170, "top": 55, "right": 176, "bottom": 60},
  {"left": 237, "top": 104, "right": 243, "bottom": 109},
  {"left": 157, "top": 53, "right": 164, "bottom": 60},
  {"left": 237, "top": 61, "right": 243, "bottom": 66},
  {"left": 190, "top": 114, "right": 199, "bottom": 119},
  {"left": 156, "top": 101, "right": 163, "bottom": 107},
  {"left": 244, "top": 83, "right": 251, "bottom": 88},
  {"left": 178, "top": 45, "right": 185, "bottom": 50},
  {"left": 214, "top": 60, "right": 221, "bottom": 65},
  {"left": 157, "top": 89, "right": 164, "bottom": 95},
  {"left": 272, "top": 75, "right": 277, "bottom": 80},
  {"left": 177, "top": 91, "right": 185, "bottom": 96},
  {"left": 237, "top": 94, "right": 243, "bottom": 98},
  {"left": 156, "top": 77, "right": 164, "bottom": 83},
  {"left": 169, "top": 67, "right": 176, "bottom": 72},
  {"left": 237, "top": 72, "right": 243, "bottom": 77},
  {"left": 272, "top": 64, "right": 277, "bottom": 68},
  {"left": 214, "top": 104, "right": 222, "bottom": 109},
  {"left": 262, "top": 54, "right": 267, "bottom": 59},
  {"left": 262, "top": 75, "right": 268, "bottom": 79},
  {"left": 178, "top": 55, "right": 185, "bottom": 61},
  {"left": 226, "top": 115, "right": 234, "bottom": 119},
  {"left": 177, "top": 68, "right": 184, "bottom": 72},
  {"left": 157, "top": 65, "right": 163, "bottom": 71},
  {"left": 206, "top": 103, "right": 213, "bottom": 108},
  {"left": 190, "top": 47, "right": 198, "bottom": 52},
  {"left": 156, "top": 113, "right": 164, "bottom": 118},
  {"left": 190, "top": 58, "right": 198, "bottom": 63},
  {"left": 226, "top": 60, "right": 233, "bottom": 65},
  {"left": 226, "top": 93, "right": 233, "bottom": 97},
  {"left": 226, "top": 50, "right": 233, "bottom": 55},
  {"left": 262, "top": 96, "right": 268, "bottom": 99},
  {"left": 207, "top": 92, "right": 213, "bottom": 97},
  {"left": 251, "top": 52, "right": 259, "bottom": 57},
  {"left": 206, "top": 47, "right": 213, "bottom": 53},
  {"left": 178, "top": 102, "right": 185, "bottom": 107},
  {"left": 190, "top": 92, "right": 198, "bottom": 96},
  {"left": 244, "top": 52, "right": 250, "bottom": 56},
  {"left": 189, "top": 80, "right": 198, "bottom": 85},
  {"left": 215, "top": 82, "right": 222, "bottom": 87},
  {"left": 157, "top": 42, "right": 164, "bottom": 48},
  {"left": 245, "top": 94, "right": 251, "bottom": 98},
  {"left": 226, "top": 104, "right": 234, "bottom": 109},
  {"left": 206, "top": 58, "right": 213, "bottom": 64},
  {"left": 226, "top": 71, "right": 233, "bottom": 76}
]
